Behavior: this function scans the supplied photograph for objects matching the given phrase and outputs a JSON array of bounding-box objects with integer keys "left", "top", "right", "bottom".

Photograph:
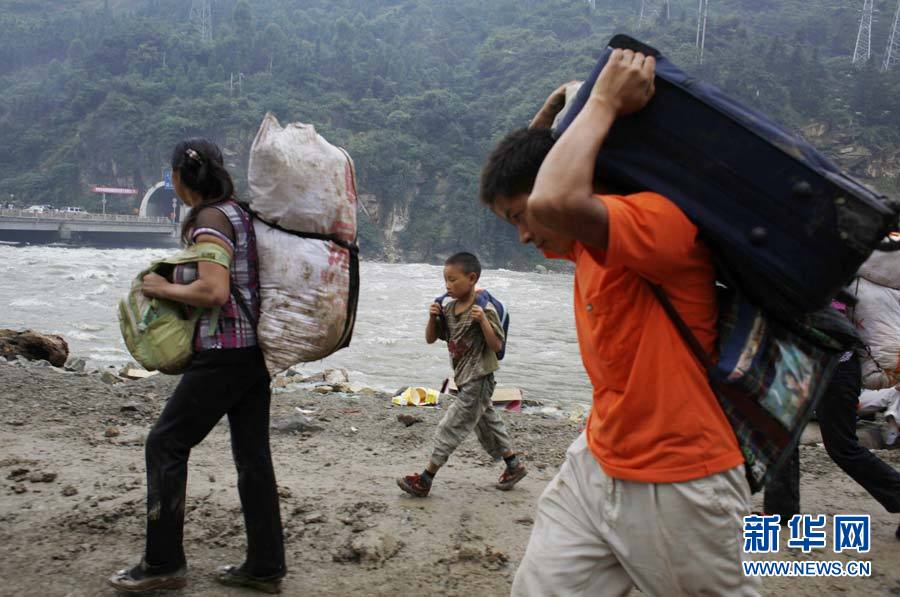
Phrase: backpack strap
[
  {"left": 647, "top": 282, "right": 791, "bottom": 447},
  {"left": 647, "top": 283, "right": 714, "bottom": 372},
  {"left": 230, "top": 285, "right": 258, "bottom": 329}
]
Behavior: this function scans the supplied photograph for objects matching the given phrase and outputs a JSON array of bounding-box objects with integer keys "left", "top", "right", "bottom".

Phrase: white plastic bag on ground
[
  {"left": 851, "top": 277, "right": 900, "bottom": 389},
  {"left": 247, "top": 113, "right": 359, "bottom": 376}
]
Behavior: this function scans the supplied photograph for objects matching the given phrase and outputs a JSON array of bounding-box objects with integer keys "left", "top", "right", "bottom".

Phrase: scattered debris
[{"left": 120, "top": 367, "right": 157, "bottom": 380}]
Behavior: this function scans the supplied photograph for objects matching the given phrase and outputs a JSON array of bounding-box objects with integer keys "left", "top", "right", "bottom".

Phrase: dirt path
[{"left": 0, "top": 359, "right": 898, "bottom": 596}]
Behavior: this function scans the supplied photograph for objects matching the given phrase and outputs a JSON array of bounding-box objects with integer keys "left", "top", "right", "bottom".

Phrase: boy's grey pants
[{"left": 430, "top": 373, "right": 512, "bottom": 467}]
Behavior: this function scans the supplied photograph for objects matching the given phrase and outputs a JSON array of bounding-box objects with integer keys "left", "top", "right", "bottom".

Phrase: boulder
[
  {"left": 64, "top": 357, "right": 87, "bottom": 373},
  {"left": 0, "top": 330, "right": 69, "bottom": 367},
  {"left": 324, "top": 368, "right": 350, "bottom": 384},
  {"left": 100, "top": 372, "right": 121, "bottom": 385}
]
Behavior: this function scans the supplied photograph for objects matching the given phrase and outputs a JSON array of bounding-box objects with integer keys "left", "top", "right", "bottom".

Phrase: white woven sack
[
  {"left": 858, "top": 249, "right": 900, "bottom": 291},
  {"left": 248, "top": 112, "right": 356, "bottom": 242},
  {"left": 852, "top": 277, "right": 900, "bottom": 390},
  {"left": 254, "top": 219, "right": 352, "bottom": 376}
]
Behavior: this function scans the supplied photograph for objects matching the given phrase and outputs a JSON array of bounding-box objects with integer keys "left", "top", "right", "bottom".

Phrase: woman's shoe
[
  {"left": 108, "top": 562, "right": 187, "bottom": 593},
  {"left": 215, "top": 564, "right": 284, "bottom": 594}
]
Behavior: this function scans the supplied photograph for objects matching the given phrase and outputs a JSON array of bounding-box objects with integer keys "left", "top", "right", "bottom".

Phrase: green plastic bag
[{"left": 118, "top": 242, "right": 231, "bottom": 374}]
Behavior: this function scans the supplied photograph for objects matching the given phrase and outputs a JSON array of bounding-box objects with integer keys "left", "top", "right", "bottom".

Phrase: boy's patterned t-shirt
[{"left": 437, "top": 299, "right": 505, "bottom": 386}]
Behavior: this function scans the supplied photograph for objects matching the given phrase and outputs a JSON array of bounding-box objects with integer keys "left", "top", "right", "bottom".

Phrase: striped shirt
[{"left": 173, "top": 200, "right": 260, "bottom": 351}]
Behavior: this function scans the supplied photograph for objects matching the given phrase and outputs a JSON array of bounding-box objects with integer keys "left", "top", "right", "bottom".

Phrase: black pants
[
  {"left": 143, "top": 346, "right": 285, "bottom": 577},
  {"left": 764, "top": 354, "right": 900, "bottom": 517}
]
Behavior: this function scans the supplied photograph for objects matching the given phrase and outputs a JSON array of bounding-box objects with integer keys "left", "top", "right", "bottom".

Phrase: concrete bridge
[{"left": 0, "top": 208, "right": 179, "bottom": 246}]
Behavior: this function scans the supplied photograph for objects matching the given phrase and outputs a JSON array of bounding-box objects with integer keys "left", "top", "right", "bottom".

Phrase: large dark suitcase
[{"left": 554, "top": 34, "right": 898, "bottom": 317}]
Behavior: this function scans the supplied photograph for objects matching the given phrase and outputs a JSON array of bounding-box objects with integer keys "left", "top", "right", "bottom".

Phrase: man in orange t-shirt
[{"left": 480, "top": 51, "right": 759, "bottom": 596}]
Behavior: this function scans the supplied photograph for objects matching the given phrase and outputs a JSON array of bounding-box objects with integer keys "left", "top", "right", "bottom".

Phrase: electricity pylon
[
  {"left": 882, "top": 0, "right": 900, "bottom": 70},
  {"left": 853, "top": 0, "right": 874, "bottom": 65},
  {"left": 696, "top": 0, "right": 709, "bottom": 64},
  {"left": 189, "top": 0, "right": 213, "bottom": 43}
]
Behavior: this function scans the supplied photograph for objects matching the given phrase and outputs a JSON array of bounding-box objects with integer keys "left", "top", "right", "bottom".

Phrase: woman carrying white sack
[{"left": 108, "top": 138, "right": 286, "bottom": 594}]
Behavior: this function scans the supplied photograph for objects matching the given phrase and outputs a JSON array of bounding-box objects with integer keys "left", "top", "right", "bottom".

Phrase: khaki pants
[
  {"left": 430, "top": 373, "right": 512, "bottom": 468},
  {"left": 512, "top": 433, "right": 760, "bottom": 597}
]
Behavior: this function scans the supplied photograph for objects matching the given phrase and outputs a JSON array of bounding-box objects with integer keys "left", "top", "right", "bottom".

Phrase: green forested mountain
[{"left": 2, "top": 0, "right": 899, "bottom": 265}]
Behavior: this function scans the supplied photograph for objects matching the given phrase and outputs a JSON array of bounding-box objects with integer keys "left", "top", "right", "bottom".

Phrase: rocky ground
[{"left": 0, "top": 357, "right": 899, "bottom": 597}]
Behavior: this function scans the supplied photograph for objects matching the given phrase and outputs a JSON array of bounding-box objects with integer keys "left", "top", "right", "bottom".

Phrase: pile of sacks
[{"left": 852, "top": 245, "right": 900, "bottom": 446}]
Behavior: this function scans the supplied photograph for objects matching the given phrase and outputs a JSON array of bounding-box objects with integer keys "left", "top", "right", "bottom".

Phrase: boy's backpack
[
  {"left": 246, "top": 113, "right": 360, "bottom": 376},
  {"left": 434, "top": 289, "right": 510, "bottom": 360},
  {"left": 118, "top": 242, "right": 231, "bottom": 375},
  {"left": 555, "top": 34, "right": 899, "bottom": 319}
]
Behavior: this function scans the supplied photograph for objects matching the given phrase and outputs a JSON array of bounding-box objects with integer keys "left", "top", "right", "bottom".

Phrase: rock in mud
[
  {"left": 64, "top": 357, "right": 87, "bottom": 373},
  {"left": 303, "top": 512, "right": 326, "bottom": 524},
  {"left": 61, "top": 485, "right": 78, "bottom": 497},
  {"left": 100, "top": 371, "right": 121, "bottom": 385},
  {"left": 397, "top": 414, "right": 423, "bottom": 427},
  {"left": 324, "top": 368, "right": 350, "bottom": 384},
  {"left": 271, "top": 414, "right": 323, "bottom": 434},
  {"left": 28, "top": 472, "right": 57, "bottom": 483},
  {"left": 104, "top": 427, "right": 120, "bottom": 438},
  {"left": 0, "top": 330, "right": 69, "bottom": 367},
  {"left": 334, "top": 531, "right": 402, "bottom": 565}
]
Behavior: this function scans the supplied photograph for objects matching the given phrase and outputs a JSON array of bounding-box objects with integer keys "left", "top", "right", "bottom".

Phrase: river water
[{"left": 0, "top": 244, "right": 591, "bottom": 408}]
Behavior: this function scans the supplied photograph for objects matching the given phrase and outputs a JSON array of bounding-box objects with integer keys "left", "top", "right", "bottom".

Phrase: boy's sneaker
[
  {"left": 397, "top": 473, "right": 431, "bottom": 497},
  {"left": 496, "top": 463, "right": 527, "bottom": 491}
]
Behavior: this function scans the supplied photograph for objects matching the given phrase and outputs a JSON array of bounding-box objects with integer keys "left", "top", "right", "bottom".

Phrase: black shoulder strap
[
  {"left": 649, "top": 281, "right": 793, "bottom": 448},
  {"left": 647, "top": 282, "right": 714, "bottom": 372},
  {"left": 230, "top": 286, "right": 258, "bottom": 329}
]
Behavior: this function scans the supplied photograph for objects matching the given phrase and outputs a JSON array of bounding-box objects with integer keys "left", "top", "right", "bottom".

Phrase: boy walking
[
  {"left": 397, "top": 252, "right": 526, "bottom": 497},
  {"left": 480, "top": 51, "right": 759, "bottom": 595}
]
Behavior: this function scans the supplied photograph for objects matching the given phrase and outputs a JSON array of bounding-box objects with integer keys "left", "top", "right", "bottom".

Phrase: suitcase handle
[{"left": 608, "top": 34, "right": 662, "bottom": 58}]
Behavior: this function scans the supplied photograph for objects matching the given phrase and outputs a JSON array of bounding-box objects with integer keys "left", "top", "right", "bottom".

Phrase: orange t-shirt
[{"left": 558, "top": 192, "right": 743, "bottom": 483}]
